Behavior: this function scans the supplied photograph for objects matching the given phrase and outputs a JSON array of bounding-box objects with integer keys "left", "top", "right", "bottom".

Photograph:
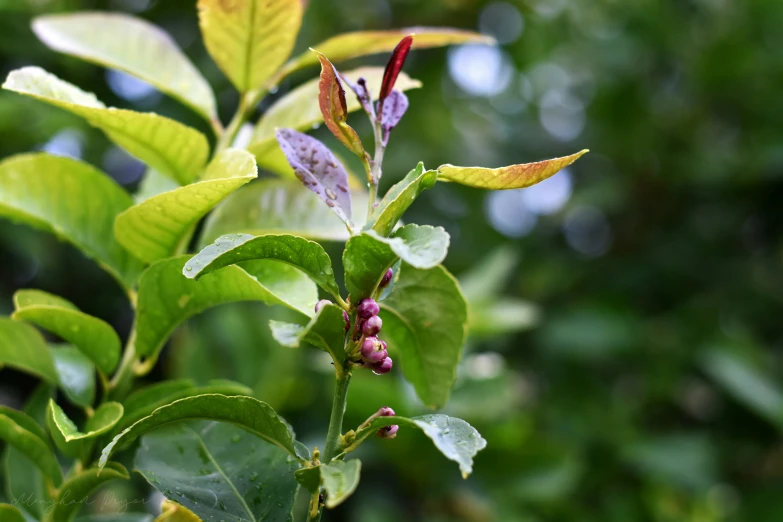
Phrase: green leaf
[
  {"left": 51, "top": 346, "right": 96, "bottom": 408},
  {"left": 2, "top": 67, "right": 209, "bottom": 185},
  {"left": 200, "top": 178, "right": 369, "bottom": 244},
  {"left": 75, "top": 515, "right": 152, "bottom": 522},
  {"left": 114, "top": 379, "right": 252, "bottom": 436},
  {"left": 700, "top": 349, "right": 783, "bottom": 428},
  {"left": 45, "top": 463, "right": 129, "bottom": 522},
  {"left": 0, "top": 505, "right": 29, "bottom": 522},
  {"left": 350, "top": 414, "right": 486, "bottom": 478},
  {"left": 185, "top": 233, "right": 340, "bottom": 300},
  {"left": 269, "top": 303, "right": 347, "bottom": 364},
  {"left": 379, "top": 264, "right": 468, "bottom": 408},
  {"left": 32, "top": 13, "right": 217, "bottom": 122},
  {"left": 13, "top": 289, "right": 121, "bottom": 375},
  {"left": 280, "top": 28, "right": 495, "bottom": 78},
  {"left": 0, "top": 318, "right": 58, "bottom": 383},
  {"left": 47, "top": 400, "right": 123, "bottom": 460},
  {"left": 100, "top": 394, "right": 305, "bottom": 469},
  {"left": 0, "top": 153, "right": 145, "bottom": 291},
  {"left": 294, "top": 466, "right": 321, "bottom": 493},
  {"left": 249, "top": 68, "right": 420, "bottom": 176},
  {"left": 134, "top": 256, "right": 316, "bottom": 361},
  {"left": 155, "top": 500, "right": 202, "bottom": 522},
  {"left": 197, "top": 0, "right": 303, "bottom": 93},
  {"left": 320, "top": 460, "right": 362, "bottom": 509},
  {"left": 343, "top": 225, "right": 449, "bottom": 303},
  {"left": 115, "top": 149, "right": 258, "bottom": 263},
  {"left": 135, "top": 168, "right": 180, "bottom": 203},
  {"left": 135, "top": 421, "right": 300, "bottom": 522},
  {"left": 0, "top": 410, "right": 62, "bottom": 486},
  {"left": 437, "top": 150, "right": 588, "bottom": 189},
  {"left": 364, "top": 162, "right": 437, "bottom": 236}
]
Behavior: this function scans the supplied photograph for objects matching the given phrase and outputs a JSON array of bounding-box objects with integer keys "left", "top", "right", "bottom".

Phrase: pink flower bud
[
  {"left": 361, "top": 336, "right": 387, "bottom": 364},
  {"left": 357, "top": 298, "right": 380, "bottom": 318},
  {"left": 314, "top": 299, "right": 332, "bottom": 313},
  {"left": 362, "top": 315, "right": 382, "bottom": 336},
  {"left": 378, "top": 424, "right": 399, "bottom": 439},
  {"left": 343, "top": 310, "right": 350, "bottom": 332},
  {"left": 372, "top": 356, "right": 393, "bottom": 375}
]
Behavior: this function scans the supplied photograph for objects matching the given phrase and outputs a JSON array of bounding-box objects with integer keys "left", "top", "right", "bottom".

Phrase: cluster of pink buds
[{"left": 357, "top": 269, "right": 394, "bottom": 374}]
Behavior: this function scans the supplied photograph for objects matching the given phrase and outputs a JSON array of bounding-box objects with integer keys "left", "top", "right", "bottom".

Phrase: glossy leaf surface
[
  {"left": 269, "top": 303, "right": 347, "bottom": 364},
  {"left": 47, "top": 400, "right": 123, "bottom": 460},
  {"left": 364, "top": 162, "right": 437, "bottom": 236},
  {"left": 51, "top": 346, "right": 96, "bottom": 408},
  {"left": 0, "top": 318, "right": 57, "bottom": 383},
  {"left": 45, "top": 463, "right": 129, "bottom": 522}
]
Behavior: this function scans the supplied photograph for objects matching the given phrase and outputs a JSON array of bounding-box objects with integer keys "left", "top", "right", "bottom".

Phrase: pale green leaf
[
  {"left": 200, "top": 178, "right": 368, "bottom": 244},
  {"left": 0, "top": 153, "right": 145, "bottom": 291},
  {"left": 197, "top": 0, "right": 303, "bottom": 92},
  {"left": 437, "top": 150, "right": 588, "bottom": 189},
  {"left": 0, "top": 318, "right": 58, "bottom": 383},
  {"left": 13, "top": 289, "right": 120, "bottom": 374},
  {"left": 133, "top": 256, "right": 316, "bottom": 361},
  {"left": 379, "top": 264, "right": 468, "bottom": 408},
  {"left": 45, "top": 463, "right": 129, "bottom": 522},
  {"left": 135, "top": 168, "right": 180, "bottom": 203},
  {"left": 51, "top": 346, "right": 96, "bottom": 408},
  {"left": 364, "top": 162, "right": 437, "bottom": 236},
  {"left": 280, "top": 27, "right": 495, "bottom": 78},
  {"left": 249, "top": 67, "right": 420, "bottom": 176},
  {"left": 32, "top": 13, "right": 217, "bottom": 122},
  {"left": 47, "top": 400, "right": 123, "bottom": 460},
  {"left": 343, "top": 224, "right": 449, "bottom": 303},
  {"left": 350, "top": 414, "right": 486, "bottom": 478},
  {"left": 269, "top": 303, "right": 347, "bottom": 364},
  {"left": 3, "top": 67, "right": 209, "bottom": 185},
  {"left": 321, "top": 460, "right": 362, "bottom": 509},
  {"left": 0, "top": 410, "right": 62, "bottom": 486},
  {"left": 136, "top": 421, "right": 300, "bottom": 522},
  {"left": 185, "top": 233, "right": 340, "bottom": 299},
  {"left": 115, "top": 149, "right": 257, "bottom": 263},
  {"left": 100, "top": 394, "right": 304, "bottom": 469}
]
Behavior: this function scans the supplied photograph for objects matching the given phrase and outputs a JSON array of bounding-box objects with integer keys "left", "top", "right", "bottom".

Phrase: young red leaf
[
  {"left": 380, "top": 90, "right": 409, "bottom": 146},
  {"left": 377, "top": 35, "right": 413, "bottom": 117},
  {"left": 315, "top": 51, "right": 365, "bottom": 158},
  {"left": 276, "top": 128, "right": 353, "bottom": 225}
]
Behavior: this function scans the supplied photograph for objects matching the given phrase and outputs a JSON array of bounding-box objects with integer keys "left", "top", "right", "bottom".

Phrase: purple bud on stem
[
  {"left": 361, "top": 336, "right": 388, "bottom": 363},
  {"left": 372, "top": 356, "right": 393, "bottom": 375},
  {"left": 362, "top": 315, "right": 382, "bottom": 336},
  {"left": 357, "top": 298, "right": 380, "bottom": 318},
  {"left": 314, "top": 299, "right": 332, "bottom": 313},
  {"left": 343, "top": 310, "right": 351, "bottom": 332},
  {"left": 380, "top": 268, "right": 393, "bottom": 288},
  {"left": 378, "top": 424, "right": 399, "bottom": 439}
]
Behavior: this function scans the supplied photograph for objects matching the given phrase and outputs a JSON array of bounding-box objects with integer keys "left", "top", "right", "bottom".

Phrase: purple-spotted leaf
[
  {"left": 316, "top": 51, "right": 365, "bottom": 157},
  {"left": 437, "top": 150, "right": 589, "bottom": 190},
  {"left": 378, "top": 35, "right": 413, "bottom": 117},
  {"left": 380, "top": 90, "right": 409, "bottom": 146},
  {"left": 276, "top": 128, "right": 353, "bottom": 226}
]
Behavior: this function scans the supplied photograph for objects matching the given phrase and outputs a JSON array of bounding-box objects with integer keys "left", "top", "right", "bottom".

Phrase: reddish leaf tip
[{"left": 379, "top": 35, "right": 414, "bottom": 111}]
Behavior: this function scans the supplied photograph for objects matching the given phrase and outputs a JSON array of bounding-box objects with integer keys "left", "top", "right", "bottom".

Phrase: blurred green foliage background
[{"left": 2, "top": 0, "right": 783, "bottom": 521}]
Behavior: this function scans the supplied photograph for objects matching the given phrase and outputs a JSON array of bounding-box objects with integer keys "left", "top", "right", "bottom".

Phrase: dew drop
[
  {"left": 185, "top": 266, "right": 192, "bottom": 272},
  {"left": 231, "top": 434, "right": 241, "bottom": 443}
]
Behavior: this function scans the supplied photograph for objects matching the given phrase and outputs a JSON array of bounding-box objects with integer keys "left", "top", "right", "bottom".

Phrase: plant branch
[
  {"left": 367, "top": 119, "right": 386, "bottom": 216},
  {"left": 323, "top": 370, "right": 351, "bottom": 462}
]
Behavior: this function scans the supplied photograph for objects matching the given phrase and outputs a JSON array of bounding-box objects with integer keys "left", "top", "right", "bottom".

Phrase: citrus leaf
[
  {"left": 281, "top": 27, "right": 495, "bottom": 78},
  {"left": 316, "top": 52, "right": 364, "bottom": 157},
  {"left": 136, "top": 421, "right": 300, "bottom": 522},
  {"left": 133, "top": 256, "right": 316, "bottom": 361},
  {"left": 0, "top": 410, "right": 62, "bottom": 486},
  {"left": 45, "top": 463, "right": 129, "bottom": 522},
  {"left": 32, "top": 13, "right": 217, "bottom": 122},
  {"left": 379, "top": 264, "right": 468, "bottom": 408},
  {"left": 114, "top": 149, "right": 257, "bottom": 263},
  {"left": 249, "top": 68, "right": 420, "bottom": 176},
  {"left": 100, "top": 394, "right": 304, "bottom": 469},
  {"left": 320, "top": 460, "right": 361, "bottom": 509},
  {"left": 0, "top": 504, "right": 28, "bottom": 522},
  {"left": 135, "top": 168, "right": 180, "bottom": 203},
  {"left": 51, "top": 346, "right": 96, "bottom": 408},
  {"left": 155, "top": 500, "right": 201, "bottom": 522},
  {"left": 200, "top": 178, "right": 368, "bottom": 244},
  {"left": 2, "top": 67, "right": 209, "bottom": 185},
  {"left": 269, "top": 303, "right": 347, "bottom": 364},
  {"left": 378, "top": 36, "right": 413, "bottom": 112},
  {"left": 46, "top": 400, "right": 123, "bottom": 460},
  {"left": 0, "top": 318, "right": 58, "bottom": 383},
  {"left": 13, "top": 289, "right": 120, "bottom": 375},
  {"left": 343, "top": 224, "right": 449, "bottom": 303},
  {"left": 350, "top": 414, "right": 486, "bottom": 478},
  {"left": 0, "top": 153, "right": 145, "bottom": 291},
  {"left": 364, "top": 162, "right": 436, "bottom": 236},
  {"left": 437, "top": 150, "right": 588, "bottom": 189},
  {"left": 185, "top": 233, "right": 340, "bottom": 300},
  {"left": 197, "top": 0, "right": 303, "bottom": 93}
]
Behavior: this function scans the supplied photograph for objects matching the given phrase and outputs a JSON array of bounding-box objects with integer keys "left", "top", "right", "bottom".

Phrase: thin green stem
[
  {"left": 215, "top": 88, "right": 266, "bottom": 153},
  {"left": 323, "top": 370, "right": 351, "bottom": 462},
  {"left": 108, "top": 329, "right": 137, "bottom": 401},
  {"left": 367, "top": 120, "right": 386, "bottom": 216}
]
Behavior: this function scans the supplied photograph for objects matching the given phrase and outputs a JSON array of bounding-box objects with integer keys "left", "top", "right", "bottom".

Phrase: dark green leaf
[
  {"left": 185, "top": 233, "right": 341, "bottom": 300},
  {"left": 134, "top": 256, "right": 316, "bottom": 361},
  {"left": 0, "top": 505, "right": 28, "bottom": 522},
  {"left": 46, "top": 463, "right": 129, "bottom": 522},
  {"left": 0, "top": 154, "right": 145, "bottom": 291},
  {"left": 269, "top": 303, "right": 347, "bottom": 364},
  {"left": 0, "top": 318, "right": 58, "bottom": 383},
  {"left": 364, "top": 163, "right": 437, "bottom": 236},
  {"left": 135, "top": 421, "right": 300, "bottom": 522},
  {"left": 379, "top": 264, "right": 468, "bottom": 408},
  {"left": 51, "top": 346, "right": 96, "bottom": 408},
  {"left": 294, "top": 466, "right": 321, "bottom": 494},
  {"left": 100, "top": 394, "right": 305, "bottom": 469},
  {"left": 0, "top": 410, "right": 62, "bottom": 486},
  {"left": 321, "top": 460, "right": 362, "bottom": 508},
  {"left": 47, "top": 400, "right": 123, "bottom": 460},
  {"left": 13, "top": 289, "right": 120, "bottom": 375}
]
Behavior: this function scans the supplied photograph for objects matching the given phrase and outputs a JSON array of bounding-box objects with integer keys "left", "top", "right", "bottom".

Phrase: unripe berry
[
  {"left": 361, "top": 336, "right": 387, "bottom": 364},
  {"left": 362, "top": 315, "right": 382, "bottom": 336},
  {"left": 314, "top": 299, "right": 332, "bottom": 313},
  {"left": 380, "top": 268, "right": 393, "bottom": 287},
  {"left": 357, "top": 298, "right": 380, "bottom": 318},
  {"left": 343, "top": 310, "right": 350, "bottom": 332},
  {"left": 372, "top": 356, "right": 393, "bottom": 375}
]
